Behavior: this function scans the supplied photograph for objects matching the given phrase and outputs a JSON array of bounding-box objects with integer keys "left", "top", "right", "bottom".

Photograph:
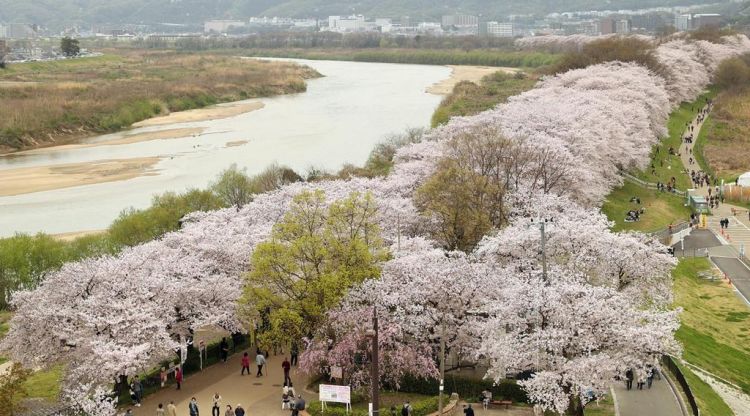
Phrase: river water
[{"left": 0, "top": 59, "right": 449, "bottom": 236}]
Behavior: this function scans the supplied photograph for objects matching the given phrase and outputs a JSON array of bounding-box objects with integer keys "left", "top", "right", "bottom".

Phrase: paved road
[
  {"left": 613, "top": 373, "right": 684, "bottom": 416},
  {"left": 711, "top": 256, "right": 750, "bottom": 304}
]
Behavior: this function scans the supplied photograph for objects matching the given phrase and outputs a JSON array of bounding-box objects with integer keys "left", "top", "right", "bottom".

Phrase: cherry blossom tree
[{"left": 476, "top": 265, "right": 680, "bottom": 416}]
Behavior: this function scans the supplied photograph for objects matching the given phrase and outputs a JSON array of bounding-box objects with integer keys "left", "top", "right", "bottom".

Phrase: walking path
[
  {"left": 613, "top": 373, "right": 685, "bottom": 416},
  {"left": 130, "top": 352, "right": 302, "bottom": 416}
]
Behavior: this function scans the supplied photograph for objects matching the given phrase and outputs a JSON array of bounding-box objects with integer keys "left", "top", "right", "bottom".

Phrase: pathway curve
[
  {"left": 613, "top": 373, "right": 685, "bottom": 416},
  {"left": 131, "top": 351, "right": 303, "bottom": 416}
]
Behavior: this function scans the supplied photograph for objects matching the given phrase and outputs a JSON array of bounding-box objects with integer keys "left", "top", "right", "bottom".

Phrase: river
[{"left": 0, "top": 59, "right": 450, "bottom": 237}]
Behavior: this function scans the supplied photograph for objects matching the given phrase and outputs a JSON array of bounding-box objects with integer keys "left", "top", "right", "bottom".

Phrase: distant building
[
  {"left": 203, "top": 20, "right": 245, "bottom": 33},
  {"left": 675, "top": 14, "right": 692, "bottom": 31},
  {"left": 674, "top": 14, "right": 722, "bottom": 31},
  {"left": 0, "top": 24, "right": 7, "bottom": 38},
  {"left": 484, "top": 22, "right": 515, "bottom": 37},
  {"left": 441, "top": 14, "right": 479, "bottom": 28},
  {"left": 615, "top": 19, "right": 632, "bottom": 34},
  {"left": 8, "top": 23, "right": 36, "bottom": 39},
  {"left": 693, "top": 14, "right": 722, "bottom": 29},
  {"left": 599, "top": 18, "right": 615, "bottom": 34}
]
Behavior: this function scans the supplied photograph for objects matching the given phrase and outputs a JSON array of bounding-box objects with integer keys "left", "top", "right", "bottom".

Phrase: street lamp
[{"left": 365, "top": 309, "right": 380, "bottom": 416}]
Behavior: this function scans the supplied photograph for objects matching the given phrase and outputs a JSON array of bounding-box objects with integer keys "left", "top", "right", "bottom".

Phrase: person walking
[
  {"left": 212, "top": 393, "right": 222, "bottom": 416},
  {"left": 157, "top": 403, "right": 166, "bottom": 416},
  {"left": 401, "top": 401, "right": 412, "bottom": 416},
  {"left": 220, "top": 338, "right": 229, "bottom": 363},
  {"left": 175, "top": 366, "right": 183, "bottom": 390},
  {"left": 282, "top": 356, "right": 292, "bottom": 385},
  {"left": 189, "top": 398, "right": 200, "bottom": 416},
  {"left": 625, "top": 369, "right": 634, "bottom": 390},
  {"left": 167, "top": 401, "right": 178, "bottom": 416},
  {"left": 291, "top": 395, "right": 306, "bottom": 416},
  {"left": 234, "top": 404, "right": 245, "bottom": 416},
  {"left": 463, "top": 404, "right": 475, "bottom": 416},
  {"left": 160, "top": 367, "right": 168, "bottom": 388},
  {"left": 647, "top": 367, "right": 655, "bottom": 389},
  {"left": 224, "top": 405, "right": 233, "bottom": 416},
  {"left": 256, "top": 351, "right": 266, "bottom": 377},
  {"left": 241, "top": 352, "right": 251, "bottom": 375},
  {"left": 131, "top": 376, "right": 143, "bottom": 407},
  {"left": 290, "top": 343, "right": 299, "bottom": 366}
]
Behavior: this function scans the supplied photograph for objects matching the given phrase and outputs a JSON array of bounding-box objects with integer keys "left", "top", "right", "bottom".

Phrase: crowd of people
[
  {"left": 123, "top": 342, "right": 305, "bottom": 416},
  {"left": 622, "top": 365, "right": 659, "bottom": 391}
]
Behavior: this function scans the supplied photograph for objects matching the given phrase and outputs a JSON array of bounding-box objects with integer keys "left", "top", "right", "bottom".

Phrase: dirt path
[{"left": 130, "top": 352, "right": 303, "bottom": 416}]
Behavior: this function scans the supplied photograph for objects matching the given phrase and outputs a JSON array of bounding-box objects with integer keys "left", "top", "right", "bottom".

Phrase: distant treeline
[{"left": 125, "top": 32, "right": 518, "bottom": 51}]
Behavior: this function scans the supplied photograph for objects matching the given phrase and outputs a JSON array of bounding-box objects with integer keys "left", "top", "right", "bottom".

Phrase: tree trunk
[{"left": 566, "top": 395, "right": 585, "bottom": 416}]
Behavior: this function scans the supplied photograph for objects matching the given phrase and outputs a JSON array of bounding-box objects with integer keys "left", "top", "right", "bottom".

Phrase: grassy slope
[
  {"left": 696, "top": 89, "right": 750, "bottom": 183},
  {"left": 602, "top": 181, "right": 691, "bottom": 233},
  {"left": 676, "top": 362, "right": 733, "bottom": 416},
  {"left": 636, "top": 93, "right": 716, "bottom": 191},
  {"left": 583, "top": 395, "right": 615, "bottom": 416},
  {"left": 673, "top": 258, "right": 750, "bottom": 394},
  {"left": 431, "top": 71, "right": 537, "bottom": 127}
]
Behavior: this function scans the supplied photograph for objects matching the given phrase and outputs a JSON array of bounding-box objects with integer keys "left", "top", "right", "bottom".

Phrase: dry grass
[
  {"left": 0, "top": 50, "right": 319, "bottom": 151},
  {"left": 701, "top": 89, "right": 750, "bottom": 181}
]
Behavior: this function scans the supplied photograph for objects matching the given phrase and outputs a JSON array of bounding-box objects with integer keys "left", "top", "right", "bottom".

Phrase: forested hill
[{"left": 0, "top": 0, "right": 725, "bottom": 27}]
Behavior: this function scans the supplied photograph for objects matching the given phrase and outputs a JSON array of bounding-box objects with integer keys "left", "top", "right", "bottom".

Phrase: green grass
[
  {"left": 583, "top": 394, "right": 615, "bottom": 416},
  {"left": 602, "top": 181, "right": 692, "bottom": 233},
  {"left": 431, "top": 71, "right": 537, "bottom": 127},
  {"left": 676, "top": 362, "right": 733, "bottom": 416},
  {"left": 636, "top": 92, "right": 717, "bottom": 190},
  {"left": 23, "top": 365, "right": 63, "bottom": 401},
  {"left": 693, "top": 116, "right": 718, "bottom": 180},
  {"left": 673, "top": 258, "right": 750, "bottom": 394}
]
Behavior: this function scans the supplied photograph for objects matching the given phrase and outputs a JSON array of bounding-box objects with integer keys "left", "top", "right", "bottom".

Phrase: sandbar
[
  {"left": 0, "top": 157, "right": 162, "bottom": 197},
  {"left": 53, "top": 229, "right": 107, "bottom": 241},
  {"left": 225, "top": 140, "right": 249, "bottom": 148},
  {"left": 133, "top": 101, "right": 265, "bottom": 127},
  {"left": 427, "top": 65, "right": 518, "bottom": 95},
  {"left": 5, "top": 127, "right": 205, "bottom": 156}
]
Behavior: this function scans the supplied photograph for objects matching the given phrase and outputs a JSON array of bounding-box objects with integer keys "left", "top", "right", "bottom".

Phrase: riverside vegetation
[{"left": 0, "top": 50, "right": 319, "bottom": 151}]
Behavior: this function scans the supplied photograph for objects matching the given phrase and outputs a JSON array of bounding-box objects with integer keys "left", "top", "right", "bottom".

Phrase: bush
[{"left": 398, "top": 374, "right": 528, "bottom": 404}]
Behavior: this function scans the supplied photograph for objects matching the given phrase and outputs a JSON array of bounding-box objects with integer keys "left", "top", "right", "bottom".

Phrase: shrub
[{"left": 398, "top": 374, "right": 528, "bottom": 404}]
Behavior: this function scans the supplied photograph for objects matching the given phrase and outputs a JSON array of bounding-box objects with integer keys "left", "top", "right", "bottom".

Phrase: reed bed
[{"left": 0, "top": 50, "right": 318, "bottom": 151}]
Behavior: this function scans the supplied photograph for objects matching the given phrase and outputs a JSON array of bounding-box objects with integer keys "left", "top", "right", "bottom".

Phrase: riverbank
[
  {"left": 0, "top": 157, "right": 162, "bottom": 197},
  {"left": 426, "top": 65, "right": 516, "bottom": 95},
  {"left": 0, "top": 50, "right": 318, "bottom": 153}
]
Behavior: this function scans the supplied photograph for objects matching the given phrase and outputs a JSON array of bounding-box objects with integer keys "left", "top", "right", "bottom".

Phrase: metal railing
[
  {"left": 662, "top": 355, "right": 700, "bottom": 416},
  {"left": 621, "top": 171, "right": 687, "bottom": 197}
]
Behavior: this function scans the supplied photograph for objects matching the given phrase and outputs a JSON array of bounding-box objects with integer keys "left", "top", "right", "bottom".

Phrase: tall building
[
  {"left": 675, "top": 14, "right": 692, "bottom": 31},
  {"left": 693, "top": 14, "right": 722, "bottom": 29},
  {"left": 0, "top": 24, "right": 7, "bottom": 38},
  {"left": 615, "top": 19, "right": 632, "bottom": 34},
  {"left": 441, "top": 14, "right": 479, "bottom": 28},
  {"left": 599, "top": 18, "right": 615, "bottom": 34},
  {"left": 485, "top": 22, "right": 515, "bottom": 37}
]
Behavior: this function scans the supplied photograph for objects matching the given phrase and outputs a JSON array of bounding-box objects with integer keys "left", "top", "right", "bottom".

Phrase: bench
[{"left": 490, "top": 400, "right": 513, "bottom": 409}]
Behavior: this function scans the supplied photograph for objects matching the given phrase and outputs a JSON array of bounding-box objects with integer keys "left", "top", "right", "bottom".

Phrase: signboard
[{"left": 319, "top": 384, "right": 351, "bottom": 404}]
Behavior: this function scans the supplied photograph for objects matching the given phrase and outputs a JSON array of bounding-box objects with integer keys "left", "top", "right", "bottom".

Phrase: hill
[{"left": 0, "top": 0, "right": 727, "bottom": 28}]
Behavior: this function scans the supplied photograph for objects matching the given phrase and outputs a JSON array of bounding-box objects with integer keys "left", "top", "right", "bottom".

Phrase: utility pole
[
  {"left": 371, "top": 309, "right": 380, "bottom": 416},
  {"left": 438, "top": 321, "right": 445, "bottom": 415},
  {"left": 540, "top": 220, "right": 547, "bottom": 282}
]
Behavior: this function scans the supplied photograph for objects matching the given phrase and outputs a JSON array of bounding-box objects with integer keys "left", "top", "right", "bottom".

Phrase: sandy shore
[
  {"left": 133, "top": 101, "right": 265, "bottom": 127},
  {"left": 4, "top": 127, "right": 205, "bottom": 156},
  {"left": 427, "top": 65, "right": 519, "bottom": 95},
  {"left": 0, "top": 157, "right": 162, "bottom": 197},
  {"left": 52, "top": 229, "right": 107, "bottom": 241},
  {"left": 225, "top": 140, "right": 249, "bottom": 148}
]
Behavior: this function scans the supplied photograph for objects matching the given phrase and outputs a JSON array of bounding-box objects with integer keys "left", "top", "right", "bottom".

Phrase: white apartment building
[{"left": 485, "top": 21, "right": 514, "bottom": 37}]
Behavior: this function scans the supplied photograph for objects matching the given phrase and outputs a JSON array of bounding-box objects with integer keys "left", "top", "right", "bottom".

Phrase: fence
[
  {"left": 722, "top": 184, "right": 750, "bottom": 204},
  {"left": 621, "top": 171, "right": 687, "bottom": 197},
  {"left": 662, "top": 355, "right": 700, "bottom": 416},
  {"left": 650, "top": 221, "right": 690, "bottom": 246}
]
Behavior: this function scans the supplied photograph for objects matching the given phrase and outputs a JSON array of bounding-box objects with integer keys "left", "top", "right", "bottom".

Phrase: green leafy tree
[
  {"left": 211, "top": 164, "right": 255, "bottom": 210},
  {"left": 0, "top": 363, "right": 31, "bottom": 415},
  {"left": 60, "top": 37, "right": 80, "bottom": 57},
  {"left": 244, "top": 190, "right": 388, "bottom": 348}
]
